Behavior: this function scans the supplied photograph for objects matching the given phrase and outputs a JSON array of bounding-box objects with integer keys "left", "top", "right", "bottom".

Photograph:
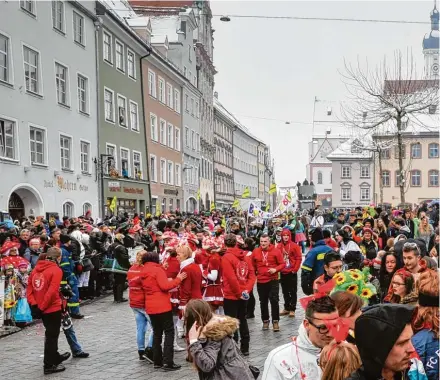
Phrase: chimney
[{"left": 214, "top": 91, "right": 218, "bottom": 99}]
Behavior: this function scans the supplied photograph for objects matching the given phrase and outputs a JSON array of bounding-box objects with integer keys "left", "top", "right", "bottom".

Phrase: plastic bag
[{"left": 12, "top": 298, "right": 33, "bottom": 323}]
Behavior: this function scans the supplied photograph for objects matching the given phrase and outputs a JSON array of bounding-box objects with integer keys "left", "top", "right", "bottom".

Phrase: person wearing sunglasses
[{"left": 262, "top": 296, "right": 337, "bottom": 380}]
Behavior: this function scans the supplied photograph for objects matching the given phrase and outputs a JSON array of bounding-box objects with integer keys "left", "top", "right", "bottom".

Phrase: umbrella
[{"left": 428, "top": 199, "right": 439, "bottom": 207}]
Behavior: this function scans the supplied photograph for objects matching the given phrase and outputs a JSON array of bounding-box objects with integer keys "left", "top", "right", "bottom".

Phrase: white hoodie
[{"left": 262, "top": 324, "right": 322, "bottom": 380}]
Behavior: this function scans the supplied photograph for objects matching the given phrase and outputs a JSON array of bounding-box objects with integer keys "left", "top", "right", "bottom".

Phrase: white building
[{"left": 0, "top": 1, "right": 99, "bottom": 219}]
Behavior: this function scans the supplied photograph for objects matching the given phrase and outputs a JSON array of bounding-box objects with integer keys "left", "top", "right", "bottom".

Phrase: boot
[
  {"left": 280, "top": 309, "right": 289, "bottom": 316},
  {"left": 117, "top": 284, "right": 128, "bottom": 303},
  {"left": 262, "top": 321, "right": 270, "bottom": 330},
  {"left": 289, "top": 311, "right": 295, "bottom": 318},
  {"left": 162, "top": 363, "right": 182, "bottom": 371},
  {"left": 144, "top": 347, "right": 154, "bottom": 364},
  {"left": 138, "top": 350, "right": 148, "bottom": 361},
  {"left": 44, "top": 364, "right": 66, "bottom": 375},
  {"left": 273, "top": 321, "right": 280, "bottom": 332}
]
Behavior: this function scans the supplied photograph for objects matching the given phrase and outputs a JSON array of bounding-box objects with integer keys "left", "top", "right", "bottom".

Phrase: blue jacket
[
  {"left": 412, "top": 329, "right": 439, "bottom": 380},
  {"left": 60, "top": 245, "right": 75, "bottom": 281},
  {"left": 300, "top": 240, "right": 333, "bottom": 295}
]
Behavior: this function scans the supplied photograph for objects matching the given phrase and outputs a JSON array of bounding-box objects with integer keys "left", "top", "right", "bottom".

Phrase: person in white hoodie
[{"left": 262, "top": 296, "right": 337, "bottom": 380}]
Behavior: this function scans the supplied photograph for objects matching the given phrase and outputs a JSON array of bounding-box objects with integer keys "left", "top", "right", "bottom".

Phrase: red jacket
[
  {"left": 179, "top": 262, "right": 203, "bottom": 307},
  {"left": 221, "top": 247, "right": 256, "bottom": 300},
  {"left": 27, "top": 260, "right": 62, "bottom": 314},
  {"left": 127, "top": 264, "right": 145, "bottom": 309},
  {"left": 165, "top": 256, "right": 180, "bottom": 279},
  {"left": 252, "top": 244, "right": 285, "bottom": 283},
  {"left": 324, "top": 238, "right": 338, "bottom": 250},
  {"left": 141, "top": 262, "right": 181, "bottom": 315},
  {"left": 276, "top": 240, "right": 302, "bottom": 274}
]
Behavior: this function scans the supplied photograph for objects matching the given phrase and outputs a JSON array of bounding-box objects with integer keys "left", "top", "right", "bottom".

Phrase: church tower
[{"left": 423, "top": 1, "right": 440, "bottom": 78}]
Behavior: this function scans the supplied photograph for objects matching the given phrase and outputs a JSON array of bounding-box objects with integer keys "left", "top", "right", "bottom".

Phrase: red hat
[
  {"left": 363, "top": 227, "right": 373, "bottom": 235},
  {"left": 281, "top": 229, "right": 291, "bottom": 237},
  {"left": 0, "top": 241, "right": 21, "bottom": 255},
  {"left": 163, "top": 231, "right": 178, "bottom": 240}
]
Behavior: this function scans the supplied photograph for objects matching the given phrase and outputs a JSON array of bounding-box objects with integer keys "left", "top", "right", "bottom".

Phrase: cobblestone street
[{"left": 1, "top": 281, "right": 304, "bottom": 380}]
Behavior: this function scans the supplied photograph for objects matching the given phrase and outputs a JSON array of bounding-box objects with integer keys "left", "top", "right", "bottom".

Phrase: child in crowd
[{"left": 3, "top": 264, "right": 17, "bottom": 325}]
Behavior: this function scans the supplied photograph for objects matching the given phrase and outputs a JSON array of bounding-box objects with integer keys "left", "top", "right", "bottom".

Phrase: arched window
[
  {"left": 429, "top": 170, "right": 439, "bottom": 187},
  {"left": 317, "top": 171, "right": 323, "bottom": 184},
  {"left": 410, "top": 170, "right": 421, "bottom": 187},
  {"left": 381, "top": 170, "right": 391, "bottom": 187},
  {"left": 429, "top": 143, "right": 439, "bottom": 158},
  {"left": 63, "top": 201, "right": 74, "bottom": 218},
  {"left": 82, "top": 202, "right": 92, "bottom": 216}
]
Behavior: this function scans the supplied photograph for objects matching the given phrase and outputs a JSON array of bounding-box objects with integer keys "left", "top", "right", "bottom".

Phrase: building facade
[
  {"left": 258, "top": 144, "right": 266, "bottom": 201},
  {"left": 327, "top": 140, "right": 374, "bottom": 208},
  {"left": 0, "top": 0, "right": 99, "bottom": 219},
  {"left": 264, "top": 147, "right": 276, "bottom": 210},
  {"left": 97, "top": 2, "right": 151, "bottom": 217},
  {"left": 213, "top": 96, "right": 235, "bottom": 209}
]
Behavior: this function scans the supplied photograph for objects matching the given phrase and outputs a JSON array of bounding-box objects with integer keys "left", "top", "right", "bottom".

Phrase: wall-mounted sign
[
  {"left": 44, "top": 176, "right": 88, "bottom": 192},
  {"left": 108, "top": 181, "right": 120, "bottom": 188},
  {"left": 164, "top": 188, "right": 178, "bottom": 196},
  {"left": 123, "top": 187, "right": 143, "bottom": 194}
]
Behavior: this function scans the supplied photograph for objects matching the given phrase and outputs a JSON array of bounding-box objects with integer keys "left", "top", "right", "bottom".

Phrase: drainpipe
[{"left": 94, "top": 20, "right": 103, "bottom": 218}]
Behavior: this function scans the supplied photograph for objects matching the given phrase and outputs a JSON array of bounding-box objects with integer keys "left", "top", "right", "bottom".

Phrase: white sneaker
[{"left": 174, "top": 343, "right": 186, "bottom": 352}]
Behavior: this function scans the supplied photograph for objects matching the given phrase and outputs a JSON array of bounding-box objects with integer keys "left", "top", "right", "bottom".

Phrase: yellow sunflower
[
  {"left": 361, "top": 288, "right": 373, "bottom": 299},
  {"left": 334, "top": 273, "right": 345, "bottom": 285},
  {"left": 347, "top": 284, "right": 359, "bottom": 294},
  {"left": 350, "top": 271, "right": 362, "bottom": 281}
]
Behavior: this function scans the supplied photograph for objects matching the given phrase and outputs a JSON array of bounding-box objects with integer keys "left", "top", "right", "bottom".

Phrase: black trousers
[
  {"left": 41, "top": 311, "right": 62, "bottom": 367},
  {"left": 113, "top": 273, "right": 126, "bottom": 301},
  {"left": 223, "top": 299, "right": 250, "bottom": 352},
  {"left": 257, "top": 280, "right": 280, "bottom": 322},
  {"left": 280, "top": 273, "right": 298, "bottom": 312},
  {"left": 149, "top": 311, "right": 174, "bottom": 366}
]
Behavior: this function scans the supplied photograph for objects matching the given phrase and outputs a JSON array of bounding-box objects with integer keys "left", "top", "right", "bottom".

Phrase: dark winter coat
[{"left": 412, "top": 329, "right": 439, "bottom": 380}]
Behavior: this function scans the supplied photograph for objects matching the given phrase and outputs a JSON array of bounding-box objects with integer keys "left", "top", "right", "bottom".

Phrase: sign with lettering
[
  {"left": 44, "top": 177, "right": 88, "bottom": 192},
  {"left": 123, "top": 187, "right": 143, "bottom": 194},
  {"left": 164, "top": 188, "right": 178, "bottom": 196},
  {"left": 108, "top": 181, "right": 120, "bottom": 188}
]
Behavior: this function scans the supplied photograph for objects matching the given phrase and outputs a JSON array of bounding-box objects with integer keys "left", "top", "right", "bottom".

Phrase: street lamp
[{"left": 94, "top": 154, "right": 114, "bottom": 218}]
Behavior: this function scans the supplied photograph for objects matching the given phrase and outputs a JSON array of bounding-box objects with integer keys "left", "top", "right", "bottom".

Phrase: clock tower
[{"left": 423, "top": 1, "right": 440, "bottom": 79}]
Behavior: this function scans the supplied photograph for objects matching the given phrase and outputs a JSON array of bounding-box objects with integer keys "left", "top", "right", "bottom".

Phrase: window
[
  {"left": 63, "top": 202, "right": 74, "bottom": 218},
  {"left": 395, "top": 171, "right": 402, "bottom": 187},
  {"left": 184, "top": 66, "right": 187, "bottom": 77},
  {"left": 115, "top": 40, "right": 124, "bottom": 72},
  {"left": 60, "top": 135, "right": 72, "bottom": 170},
  {"left": 317, "top": 171, "right": 323, "bottom": 184},
  {"left": 150, "top": 155, "right": 157, "bottom": 182},
  {"left": 158, "top": 77, "right": 165, "bottom": 103},
  {"left": 150, "top": 113, "right": 158, "bottom": 141},
  {"left": 82, "top": 203, "right": 91, "bottom": 216},
  {"left": 162, "top": 198, "right": 166, "bottom": 213},
  {"left": 341, "top": 187, "right": 351, "bottom": 200},
  {"left": 175, "top": 128, "right": 180, "bottom": 151},
  {"left": 167, "top": 124, "right": 174, "bottom": 149},
  {"left": 106, "top": 144, "right": 116, "bottom": 172},
  {"left": 196, "top": 101, "right": 199, "bottom": 118},
  {"left": 133, "top": 151, "right": 142, "bottom": 179},
  {"left": 29, "top": 126, "right": 45, "bottom": 165},
  {"left": 73, "top": 11, "right": 85, "bottom": 45},
  {"left": 196, "top": 133, "right": 200, "bottom": 152},
  {"left": 167, "top": 83, "right": 173, "bottom": 108},
  {"left": 52, "top": 0, "right": 65, "bottom": 33},
  {"left": 360, "top": 165, "right": 370, "bottom": 178},
  {"left": 104, "top": 88, "right": 114, "bottom": 122},
  {"left": 191, "top": 130, "right": 195, "bottom": 150},
  {"left": 190, "top": 98, "right": 194, "bottom": 115},
  {"left": 185, "top": 127, "right": 189, "bottom": 147},
  {"left": 410, "top": 143, "right": 421, "bottom": 159},
  {"left": 185, "top": 94, "right": 189, "bottom": 112},
  {"left": 168, "top": 161, "right": 174, "bottom": 185},
  {"left": 169, "top": 199, "right": 174, "bottom": 212},
  {"left": 360, "top": 187, "right": 370, "bottom": 201},
  {"left": 129, "top": 101, "right": 139, "bottom": 131},
  {"left": 394, "top": 144, "right": 406, "bottom": 159},
  {"left": 148, "top": 70, "right": 156, "bottom": 97},
  {"left": 159, "top": 119, "right": 166, "bottom": 145},
  {"left": 80, "top": 140, "right": 90, "bottom": 173},
  {"left": 411, "top": 170, "right": 421, "bottom": 187},
  {"left": 127, "top": 50, "right": 135, "bottom": 79},
  {"left": 341, "top": 165, "right": 351, "bottom": 178},
  {"left": 429, "top": 170, "right": 439, "bottom": 187},
  {"left": 175, "top": 164, "right": 181, "bottom": 186},
  {"left": 103, "top": 31, "right": 112, "bottom": 63},
  {"left": 20, "top": 0, "right": 35, "bottom": 15},
  {"left": 120, "top": 148, "right": 129, "bottom": 177},
  {"left": 117, "top": 95, "right": 127, "bottom": 127},
  {"left": 0, "top": 34, "right": 10, "bottom": 84},
  {"left": 174, "top": 89, "right": 180, "bottom": 113},
  {"left": 160, "top": 158, "right": 166, "bottom": 183},
  {"left": 380, "top": 149, "right": 390, "bottom": 159},
  {"left": 429, "top": 143, "right": 439, "bottom": 158},
  {"left": 77, "top": 74, "right": 88, "bottom": 114},
  {"left": 23, "top": 45, "right": 40, "bottom": 94},
  {"left": 381, "top": 170, "right": 390, "bottom": 187},
  {"left": 55, "top": 62, "right": 68, "bottom": 106}
]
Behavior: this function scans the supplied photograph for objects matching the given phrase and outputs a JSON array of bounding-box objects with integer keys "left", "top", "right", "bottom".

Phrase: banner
[
  {"left": 109, "top": 196, "right": 117, "bottom": 213},
  {"left": 242, "top": 187, "right": 250, "bottom": 198},
  {"left": 272, "top": 192, "right": 295, "bottom": 216},
  {"left": 232, "top": 199, "right": 240, "bottom": 209},
  {"left": 269, "top": 183, "right": 277, "bottom": 194}
]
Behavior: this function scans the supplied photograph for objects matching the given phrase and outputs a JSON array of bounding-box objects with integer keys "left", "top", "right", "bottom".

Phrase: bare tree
[{"left": 340, "top": 50, "right": 439, "bottom": 204}]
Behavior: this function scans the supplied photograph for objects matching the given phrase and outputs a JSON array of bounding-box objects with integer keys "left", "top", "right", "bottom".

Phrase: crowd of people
[{"left": 0, "top": 202, "right": 438, "bottom": 379}]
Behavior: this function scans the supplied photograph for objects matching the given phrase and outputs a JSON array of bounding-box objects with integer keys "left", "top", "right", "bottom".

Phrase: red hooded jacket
[
  {"left": 221, "top": 247, "right": 256, "bottom": 300},
  {"left": 252, "top": 244, "right": 285, "bottom": 283},
  {"left": 27, "top": 260, "right": 62, "bottom": 314},
  {"left": 127, "top": 263, "right": 145, "bottom": 309},
  {"left": 276, "top": 230, "right": 302, "bottom": 274}
]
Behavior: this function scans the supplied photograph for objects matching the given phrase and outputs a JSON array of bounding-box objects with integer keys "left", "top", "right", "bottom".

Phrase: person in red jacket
[
  {"left": 27, "top": 247, "right": 70, "bottom": 375},
  {"left": 127, "top": 250, "right": 153, "bottom": 362},
  {"left": 277, "top": 229, "right": 302, "bottom": 318},
  {"left": 252, "top": 234, "right": 285, "bottom": 332},
  {"left": 141, "top": 251, "right": 186, "bottom": 371},
  {"left": 221, "top": 234, "right": 256, "bottom": 356}
]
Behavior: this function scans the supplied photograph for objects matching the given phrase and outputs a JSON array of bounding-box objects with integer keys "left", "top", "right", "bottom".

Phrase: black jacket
[{"left": 110, "top": 242, "right": 130, "bottom": 270}]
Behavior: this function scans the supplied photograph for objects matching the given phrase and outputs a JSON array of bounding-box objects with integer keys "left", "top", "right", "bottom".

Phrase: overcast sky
[{"left": 210, "top": 0, "right": 433, "bottom": 186}]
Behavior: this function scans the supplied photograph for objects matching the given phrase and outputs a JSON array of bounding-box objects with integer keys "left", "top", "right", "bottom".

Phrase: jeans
[
  {"left": 280, "top": 273, "right": 298, "bottom": 312},
  {"left": 149, "top": 311, "right": 174, "bottom": 366},
  {"left": 223, "top": 299, "right": 250, "bottom": 352},
  {"left": 64, "top": 326, "right": 83, "bottom": 355},
  {"left": 257, "top": 280, "right": 280, "bottom": 322},
  {"left": 41, "top": 311, "right": 62, "bottom": 367},
  {"left": 67, "top": 275, "right": 80, "bottom": 315},
  {"left": 132, "top": 307, "right": 153, "bottom": 350}
]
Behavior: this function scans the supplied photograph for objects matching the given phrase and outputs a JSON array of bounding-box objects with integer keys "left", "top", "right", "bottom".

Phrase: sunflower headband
[{"left": 331, "top": 268, "right": 377, "bottom": 302}]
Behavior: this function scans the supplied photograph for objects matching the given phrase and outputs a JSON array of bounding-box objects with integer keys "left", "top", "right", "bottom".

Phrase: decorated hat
[
  {"left": 0, "top": 241, "right": 21, "bottom": 255},
  {"left": 331, "top": 268, "right": 377, "bottom": 303}
]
